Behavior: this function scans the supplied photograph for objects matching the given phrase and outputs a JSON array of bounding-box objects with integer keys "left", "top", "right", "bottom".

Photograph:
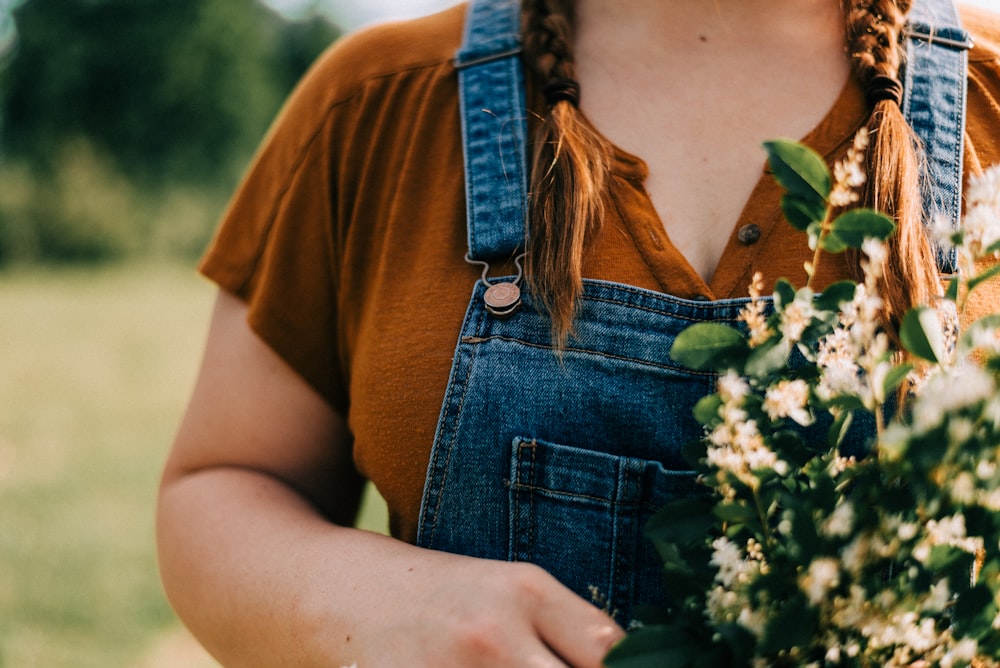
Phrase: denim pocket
[{"left": 508, "top": 436, "right": 699, "bottom": 624}]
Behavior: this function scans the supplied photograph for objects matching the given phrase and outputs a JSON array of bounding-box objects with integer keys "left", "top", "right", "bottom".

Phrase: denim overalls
[{"left": 415, "top": 0, "right": 972, "bottom": 623}]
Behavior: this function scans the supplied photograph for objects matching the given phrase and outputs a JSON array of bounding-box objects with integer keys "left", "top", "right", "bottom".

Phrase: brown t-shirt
[{"left": 201, "top": 3, "right": 1000, "bottom": 542}]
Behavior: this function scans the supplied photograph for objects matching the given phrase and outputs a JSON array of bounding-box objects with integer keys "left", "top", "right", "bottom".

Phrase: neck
[{"left": 573, "top": 0, "right": 847, "bottom": 58}]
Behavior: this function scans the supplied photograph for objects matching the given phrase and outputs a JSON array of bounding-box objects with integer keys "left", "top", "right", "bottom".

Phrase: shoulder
[
  {"left": 243, "top": 3, "right": 468, "bottom": 195},
  {"left": 956, "top": 5, "right": 1000, "bottom": 173},
  {"left": 287, "top": 4, "right": 466, "bottom": 123},
  {"left": 961, "top": 4, "right": 1000, "bottom": 65}
]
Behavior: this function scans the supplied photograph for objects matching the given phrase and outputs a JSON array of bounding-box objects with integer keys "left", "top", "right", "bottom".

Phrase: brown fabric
[{"left": 200, "top": 3, "right": 1000, "bottom": 542}]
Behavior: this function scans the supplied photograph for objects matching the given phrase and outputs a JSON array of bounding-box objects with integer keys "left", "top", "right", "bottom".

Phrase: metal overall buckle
[{"left": 465, "top": 252, "right": 526, "bottom": 319}]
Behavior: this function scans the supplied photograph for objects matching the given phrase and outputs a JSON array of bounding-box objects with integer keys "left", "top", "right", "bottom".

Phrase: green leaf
[
  {"left": 953, "top": 585, "right": 998, "bottom": 638},
  {"left": 968, "top": 262, "right": 1000, "bottom": 293},
  {"left": 815, "top": 280, "right": 857, "bottom": 311},
  {"left": 670, "top": 323, "right": 747, "bottom": 371},
  {"left": 827, "top": 209, "right": 897, "bottom": 249},
  {"left": 882, "top": 362, "right": 914, "bottom": 399},
  {"left": 899, "top": 306, "right": 945, "bottom": 363},
  {"left": 782, "top": 193, "right": 826, "bottom": 230},
  {"left": 760, "top": 596, "right": 815, "bottom": 654},
  {"left": 714, "top": 500, "right": 758, "bottom": 524},
  {"left": 692, "top": 393, "right": 724, "bottom": 428},
  {"left": 764, "top": 139, "right": 832, "bottom": 202},
  {"left": 770, "top": 430, "right": 812, "bottom": 466},
  {"left": 945, "top": 276, "right": 960, "bottom": 302},
  {"left": 926, "top": 545, "right": 975, "bottom": 583},
  {"left": 605, "top": 624, "right": 700, "bottom": 668},
  {"left": 819, "top": 231, "right": 850, "bottom": 254},
  {"left": 645, "top": 498, "right": 716, "bottom": 547},
  {"left": 773, "top": 278, "right": 796, "bottom": 309},
  {"left": 745, "top": 337, "right": 791, "bottom": 378},
  {"left": 827, "top": 410, "right": 853, "bottom": 449},
  {"left": 824, "top": 394, "right": 866, "bottom": 413}
]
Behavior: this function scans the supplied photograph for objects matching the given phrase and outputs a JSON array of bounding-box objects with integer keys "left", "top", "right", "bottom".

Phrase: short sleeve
[{"left": 199, "top": 44, "right": 348, "bottom": 413}]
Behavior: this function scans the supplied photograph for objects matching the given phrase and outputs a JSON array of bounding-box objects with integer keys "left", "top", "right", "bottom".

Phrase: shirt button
[{"left": 737, "top": 223, "right": 761, "bottom": 245}]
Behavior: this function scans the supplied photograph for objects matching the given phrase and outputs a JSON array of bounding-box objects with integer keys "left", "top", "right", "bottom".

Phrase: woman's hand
[
  {"left": 157, "top": 290, "right": 622, "bottom": 667},
  {"left": 341, "top": 552, "right": 624, "bottom": 667}
]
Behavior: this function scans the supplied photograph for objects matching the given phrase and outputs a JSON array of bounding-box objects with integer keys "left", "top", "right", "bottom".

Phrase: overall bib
[{"left": 415, "top": 0, "right": 972, "bottom": 624}]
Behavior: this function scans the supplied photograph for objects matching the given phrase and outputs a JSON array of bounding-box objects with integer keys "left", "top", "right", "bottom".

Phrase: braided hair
[
  {"left": 522, "top": 0, "right": 612, "bottom": 343},
  {"left": 843, "top": 0, "right": 940, "bottom": 328}
]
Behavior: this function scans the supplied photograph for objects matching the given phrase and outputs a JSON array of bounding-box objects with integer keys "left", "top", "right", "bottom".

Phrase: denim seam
[
  {"left": 459, "top": 335, "right": 719, "bottom": 376},
  {"left": 506, "top": 483, "right": 661, "bottom": 510},
  {"left": 582, "top": 295, "right": 747, "bottom": 321},
  {"left": 418, "top": 293, "right": 486, "bottom": 546}
]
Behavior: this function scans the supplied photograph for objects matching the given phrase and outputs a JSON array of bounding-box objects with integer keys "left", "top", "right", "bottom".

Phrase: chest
[{"left": 575, "top": 39, "right": 850, "bottom": 283}]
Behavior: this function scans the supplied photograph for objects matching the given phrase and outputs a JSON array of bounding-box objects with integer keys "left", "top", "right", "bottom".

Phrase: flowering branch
[{"left": 606, "top": 136, "right": 1000, "bottom": 668}]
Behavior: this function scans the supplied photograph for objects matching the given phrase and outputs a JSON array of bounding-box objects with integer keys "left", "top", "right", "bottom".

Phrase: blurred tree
[
  {"left": 0, "top": 0, "right": 340, "bottom": 263},
  {"left": 2, "top": 0, "right": 338, "bottom": 184}
]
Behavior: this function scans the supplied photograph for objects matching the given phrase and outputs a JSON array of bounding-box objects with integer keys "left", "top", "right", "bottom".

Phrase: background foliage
[
  {"left": 0, "top": 0, "right": 340, "bottom": 265},
  {"left": 0, "top": 3, "right": 354, "bottom": 665}
]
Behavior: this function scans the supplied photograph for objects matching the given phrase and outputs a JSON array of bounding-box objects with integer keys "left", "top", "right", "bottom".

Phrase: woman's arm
[{"left": 156, "top": 290, "right": 623, "bottom": 667}]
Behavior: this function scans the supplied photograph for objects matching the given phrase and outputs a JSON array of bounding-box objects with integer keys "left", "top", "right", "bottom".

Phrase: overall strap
[
  {"left": 902, "top": 0, "right": 973, "bottom": 274},
  {"left": 455, "top": 0, "right": 528, "bottom": 262}
]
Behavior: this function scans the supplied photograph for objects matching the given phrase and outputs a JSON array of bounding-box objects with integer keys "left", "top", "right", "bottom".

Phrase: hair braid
[
  {"left": 843, "top": 0, "right": 941, "bottom": 330},
  {"left": 522, "top": 0, "right": 613, "bottom": 344}
]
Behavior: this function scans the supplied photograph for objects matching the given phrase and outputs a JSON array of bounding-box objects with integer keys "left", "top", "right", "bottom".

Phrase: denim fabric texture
[
  {"left": 454, "top": 0, "right": 527, "bottom": 262},
  {"left": 415, "top": 0, "right": 969, "bottom": 624},
  {"left": 903, "top": 0, "right": 972, "bottom": 273}
]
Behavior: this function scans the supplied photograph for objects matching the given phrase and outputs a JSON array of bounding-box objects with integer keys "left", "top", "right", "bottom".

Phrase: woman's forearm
[
  {"left": 158, "top": 465, "right": 623, "bottom": 668},
  {"left": 157, "top": 465, "right": 400, "bottom": 666}
]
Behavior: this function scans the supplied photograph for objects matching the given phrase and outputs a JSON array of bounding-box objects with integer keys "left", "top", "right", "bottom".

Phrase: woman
[{"left": 157, "top": 0, "right": 1000, "bottom": 665}]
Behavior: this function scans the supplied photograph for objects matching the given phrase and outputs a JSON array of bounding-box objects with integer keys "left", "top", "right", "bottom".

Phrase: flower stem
[
  {"left": 752, "top": 485, "right": 774, "bottom": 547},
  {"left": 805, "top": 210, "right": 833, "bottom": 291}
]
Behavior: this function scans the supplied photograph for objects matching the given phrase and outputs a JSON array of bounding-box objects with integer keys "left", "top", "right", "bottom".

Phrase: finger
[
  {"left": 527, "top": 577, "right": 625, "bottom": 668},
  {"left": 518, "top": 641, "right": 572, "bottom": 668}
]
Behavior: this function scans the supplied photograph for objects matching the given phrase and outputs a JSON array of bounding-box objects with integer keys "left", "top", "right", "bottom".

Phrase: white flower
[
  {"left": 898, "top": 522, "right": 919, "bottom": 542},
  {"left": 924, "top": 579, "right": 952, "bottom": 612},
  {"left": 705, "top": 585, "right": 741, "bottom": 624},
  {"left": 717, "top": 370, "right": 750, "bottom": 404},
  {"left": 829, "top": 128, "right": 869, "bottom": 208},
  {"left": 709, "top": 537, "right": 747, "bottom": 588},
  {"left": 763, "top": 379, "right": 813, "bottom": 426},
  {"left": 941, "top": 638, "right": 979, "bottom": 668},
  {"left": 821, "top": 501, "right": 855, "bottom": 538},
  {"left": 968, "top": 324, "right": 1000, "bottom": 354},
  {"left": 800, "top": 557, "right": 841, "bottom": 605},
  {"left": 737, "top": 606, "right": 768, "bottom": 637},
  {"left": 816, "top": 356, "right": 863, "bottom": 401},
  {"left": 778, "top": 296, "right": 815, "bottom": 343},
  {"left": 912, "top": 365, "right": 995, "bottom": 432},
  {"left": 923, "top": 514, "right": 984, "bottom": 556},
  {"left": 739, "top": 272, "right": 772, "bottom": 347},
  {"left": 983, "top": 488, "right": 1000, "bottom": 512},
  {"left": 930, "top": 214, "right": 957, "bottom": 250},
  {"left": 860, "top": 238, "right": 888, "bottom": 279},
  {"left": 950, "top": 471, "right": 977, "bottom": 505},
  {"left": 721, "top": 404, "right": 749, "bottom": 428},
  {"left": 868, "top": 359, "right": 892, "bottom": 405},
  {"left": 960, "top": 165, "right": 1000, "bottom": 258}
]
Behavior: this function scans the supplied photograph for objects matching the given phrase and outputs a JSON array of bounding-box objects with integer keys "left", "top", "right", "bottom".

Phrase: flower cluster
[{"left": 606, "top": 139, "right": 1000, "bottom": 667}]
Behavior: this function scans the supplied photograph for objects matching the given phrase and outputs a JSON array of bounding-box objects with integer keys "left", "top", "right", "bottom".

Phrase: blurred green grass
[{"left": 0, "top": 264, "right": 388, "bottom": 667}]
